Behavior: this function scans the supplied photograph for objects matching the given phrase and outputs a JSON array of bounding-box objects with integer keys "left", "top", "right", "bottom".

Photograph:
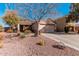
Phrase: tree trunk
[
  {"left": 34, "top": 21, "right": 40, "bottom": 37},
  {"left": 34, "top": 30, "right": 40, "bottom": 37},
  {"left": 17, "top": 24, "right": 20, "bottom": 33}
]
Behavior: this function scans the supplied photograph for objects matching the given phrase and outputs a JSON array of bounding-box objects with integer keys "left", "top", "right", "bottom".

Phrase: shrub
[
  {"left": 64, "top": 26, "right": 69, "bottom": 33},
  {"left": 37, "top": 39, "right": 45, "bottom": 46},
  {"left": 19, "top": 33, "right": 26, "bottom": 38},
  {"left": 0, "top": 35, "right": 3, "bottom": 48},
  {"left": 24, "top": 30, "right": 32, "bottom": 34},
  {"left": 16, "top": 33, "right": 20, "bottom": 36},
  {"left": 7, "top": 28, "right": 13, "bottom": 33},
  {"left": 0, "top": 25, "right": 3, "bottom": 32}
]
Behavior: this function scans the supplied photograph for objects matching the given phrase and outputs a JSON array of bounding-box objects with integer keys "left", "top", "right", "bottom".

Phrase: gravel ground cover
[{"left": 0, "top": 32, "right": 79, "bottom": 56}]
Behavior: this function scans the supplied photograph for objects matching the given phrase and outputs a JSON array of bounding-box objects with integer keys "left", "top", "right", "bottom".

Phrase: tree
[
  {"left": 6, "top": 3, "right": 59, "bottom": 36},
  {"left": 2, "top": 10, "right": 20, "bottom": 32},
  {"left": 67, "top": 3, "right": 79, "bottom": 22}
]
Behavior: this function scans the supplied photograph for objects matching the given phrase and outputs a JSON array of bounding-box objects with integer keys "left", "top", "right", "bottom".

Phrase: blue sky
[{"left": 0, "top": 3, "right": 71, "bottom": 27}]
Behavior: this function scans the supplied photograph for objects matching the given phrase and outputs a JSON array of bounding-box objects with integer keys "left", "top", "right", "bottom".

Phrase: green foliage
[
  {"left": 68, "top": 3, "right": 79, "bottom": 22},
  {"left": 2, "top": 10, "right": 20, "bottom": 26}
]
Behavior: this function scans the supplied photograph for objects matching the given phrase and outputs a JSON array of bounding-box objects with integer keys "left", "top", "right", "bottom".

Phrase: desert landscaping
[
  {"left": 0, "top": 32, "right": 78, "bottom": 56},
  {"left": 0, "top": 3, "right": 79, "bottom": 56}
]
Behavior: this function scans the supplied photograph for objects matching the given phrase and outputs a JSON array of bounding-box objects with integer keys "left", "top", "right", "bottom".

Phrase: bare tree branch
[{"left": 6, "top": 3, "right": 60, "bottom": 22}]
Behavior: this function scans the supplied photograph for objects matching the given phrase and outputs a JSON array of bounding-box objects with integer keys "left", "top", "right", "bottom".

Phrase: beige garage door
[{"left": 43, "top": 25, "right": 55, "bottom": 33}]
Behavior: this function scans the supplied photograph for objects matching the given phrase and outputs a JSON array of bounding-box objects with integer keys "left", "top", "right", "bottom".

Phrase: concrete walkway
[{"left": 42, "top": 33, "right": 79, "bottom": 51}]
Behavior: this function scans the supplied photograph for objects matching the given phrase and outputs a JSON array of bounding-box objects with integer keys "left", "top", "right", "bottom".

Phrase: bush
[
  {"left": 24, "top": 30, "right": 32, "bottom": 34},
  {"left": 6, "top": 28, "right": 13, "bottom": 33},
  {"left": 0, "top": 35, "right": 3, "bottom": 48},
  {"left": 0, "top": 25, "right": 3, "bottom": 32},
  {"left": 64, "top": 26, "right": 69, "bottom": 33},
  {"left": 19, "top": 33, "right": 26, "bottom": 38},
  {"left": 37, "top": 39, "right": 45, "bottom": 46}
]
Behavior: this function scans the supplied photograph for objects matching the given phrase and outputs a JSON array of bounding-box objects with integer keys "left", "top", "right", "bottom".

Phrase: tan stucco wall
[
  {"left": 40, "top": 24, "right": 56, "bottom": 33},
  {"left": 38, "top": 24, "right": 46, "bottom": 31},
  {"left": 55, "top": 17, "right": 66, "bottom": 32},
  {"left": 32, "top": 22, "right": 56, "bottom": 33}
]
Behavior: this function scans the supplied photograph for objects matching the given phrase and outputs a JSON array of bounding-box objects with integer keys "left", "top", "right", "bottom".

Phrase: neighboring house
[
  {"left": 18, "top": 17, "right": 79, "bottom": 33},
  {"left": 4, "top": 17, "right": 69, "bottom": 33},
  {"left": 40, "top": 18, "right": 56, "bottom": 33},
  {"left": 18, "top": 19, "right": 32, "bottom": 32},
  {"left": 32, "top": 18, "right": 56, "bottom": 33},
  {"left": 4, "top": 19, "right": 32, "bottom": 32},
  {"left": 55, "top": 17, "right": 66, "bottom": 32},
  {"left": 55, "top": 16, "right": 79, "bottom": 32}
]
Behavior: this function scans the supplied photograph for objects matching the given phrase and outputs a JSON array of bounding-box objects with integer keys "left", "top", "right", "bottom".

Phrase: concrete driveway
[{"left": 42, "top": 33, "right": 79, "bottom": 51}]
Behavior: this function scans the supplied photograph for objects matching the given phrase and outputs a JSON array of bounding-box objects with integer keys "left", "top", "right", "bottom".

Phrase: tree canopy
[
  {"left": 6, "top": 3, "right": 60, "bottom": 21},
  {"left": 67, "top": 3, "right": 79, "bottom": 22},
  {"left": 2, "top": 10, "right": 20, "bottom": 26}
]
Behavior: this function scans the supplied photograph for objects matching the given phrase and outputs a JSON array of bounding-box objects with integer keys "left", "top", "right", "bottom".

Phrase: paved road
[{"left": 42, "top": 33, "right": 79, "bottom": 51}]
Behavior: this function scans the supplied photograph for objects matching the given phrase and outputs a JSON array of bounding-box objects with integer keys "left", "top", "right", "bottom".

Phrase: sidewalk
[{"left": 42, "top": 33, "right": 79, "bottom": 51}]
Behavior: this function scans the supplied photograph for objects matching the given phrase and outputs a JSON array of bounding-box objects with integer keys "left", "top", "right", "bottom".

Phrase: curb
[{"left": 42, "top": 34, "right": 79, "bottom": 51}]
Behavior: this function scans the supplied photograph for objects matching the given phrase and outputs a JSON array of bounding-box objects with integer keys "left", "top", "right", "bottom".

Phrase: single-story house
[
  {"left": 17, "top": 17, "right": 79, "bottom": 33},
  {"left": 31, "top": 18, "right": 56, "bottom": 33},
  {"left": 5, "top": 17, "right": 76, "bottom": 33},
  {"left": 17, "top": 19, "right": 32, "bottom": 32},
  {"left": 4, "top": 19, "right": 32, "bottom": 32}
]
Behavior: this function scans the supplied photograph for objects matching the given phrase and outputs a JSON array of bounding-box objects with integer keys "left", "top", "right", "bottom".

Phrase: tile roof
[{"left": 19, "top": 19, "right": 32, "bottom": 25}]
